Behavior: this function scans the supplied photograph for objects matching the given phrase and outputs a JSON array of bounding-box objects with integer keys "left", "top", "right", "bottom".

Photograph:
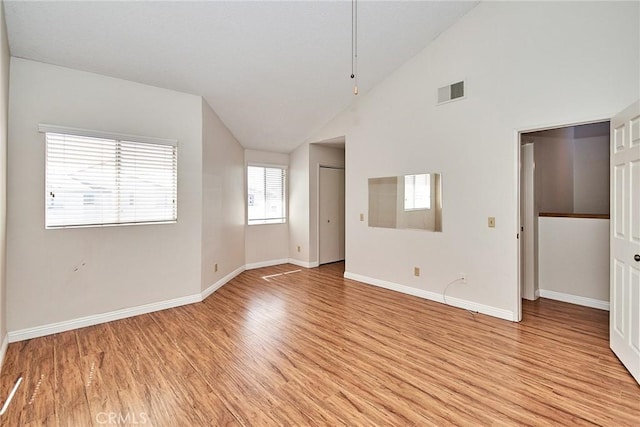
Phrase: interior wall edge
[{"left": 201, "top": 265, "right": 245, "bottom": 301}]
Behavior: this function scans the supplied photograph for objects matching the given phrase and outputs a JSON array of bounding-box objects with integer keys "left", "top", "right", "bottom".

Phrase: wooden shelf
[{"left": 538, "top": 212, "right": 610, "bottom": 219}]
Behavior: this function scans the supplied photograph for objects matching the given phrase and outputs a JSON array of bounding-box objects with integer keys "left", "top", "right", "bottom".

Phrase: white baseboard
[
  {"left": 245, "top": 259, "right": 289, "bottom": 270},
  {"left": 9, "top": 263, "right": 248, "bottom": 343},
  {"left": 288, "top": 258, "right": 319, "bottom": 269},
  {"left": 0, "top": 334, "right": 8, "bottom": 371},
  {"left": 9, "top": 262, "right": 524, "bottom": 343},
  {"left": 344, "top": 271, "right": 515, "bottom": 322},
  {"left": 539, "top": 289, "right": 609, "bottom": 311},
  {"left": 202, "top": 265, "right": 245, "bottom": 300},
  {"left": 8, "top": 293, "right": 202, "bottom": 343},
  {"left": 246, "top": 258, "right": 320, "bottom": 270}
]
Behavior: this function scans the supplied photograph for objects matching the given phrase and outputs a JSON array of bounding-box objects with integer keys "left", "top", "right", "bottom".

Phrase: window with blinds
[
  {"left": 45, "top": 130, "right": 178, "bottom": 228},
  {"left": 247, "top": 165, "right": 287, "bottom": 225},
  {"left": 404, "top": 173, "right": 431, "bottom": 210}
]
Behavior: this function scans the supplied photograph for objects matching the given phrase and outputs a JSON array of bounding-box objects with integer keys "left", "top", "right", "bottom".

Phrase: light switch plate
[
  {"left": 488, "top": 217, "right": 496, "bottom": 228},
  {"left": 360, "top": 213, "right": 364, "bottom": 221}
]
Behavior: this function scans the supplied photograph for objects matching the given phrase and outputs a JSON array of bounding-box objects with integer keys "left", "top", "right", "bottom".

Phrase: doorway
[
  {"left": 517, "top": 102, "right": 640, "bottom": 385},
  {"left": 518, "top": 121, "right": 611, "bottom": 319},
  {"left": 319, "top": 166, "right": 345, "bottom": 264}
]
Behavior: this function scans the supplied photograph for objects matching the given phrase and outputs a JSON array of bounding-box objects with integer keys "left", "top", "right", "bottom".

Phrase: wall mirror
[{"left": 368, "top": 173, "right": 442, "bottom": 231}]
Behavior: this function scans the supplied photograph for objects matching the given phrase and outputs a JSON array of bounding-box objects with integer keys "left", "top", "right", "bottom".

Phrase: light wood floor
[{"left": 0, "top": 262, "right": 638, "bottom": 426}]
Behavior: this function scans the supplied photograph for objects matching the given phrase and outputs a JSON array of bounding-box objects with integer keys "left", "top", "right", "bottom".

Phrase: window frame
[
  {"left": 246, "top": 162, "right": 288, "bottom": 226},
  {"left": 40, "top": 124, "right": 178, "bottom": 229}
]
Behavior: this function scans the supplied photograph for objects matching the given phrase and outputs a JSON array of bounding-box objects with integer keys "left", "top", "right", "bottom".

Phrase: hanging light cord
[
  {"left": 351, "top": 0, "right": 354, "bottom": 78},
  {"left": 351, "top": 0, "right": 358, "bottom": 95}
]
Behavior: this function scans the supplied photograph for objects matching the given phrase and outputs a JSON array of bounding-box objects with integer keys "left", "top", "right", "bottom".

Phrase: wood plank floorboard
[{"left": 0, "top": 262, "right": 638, "bottom": 426}]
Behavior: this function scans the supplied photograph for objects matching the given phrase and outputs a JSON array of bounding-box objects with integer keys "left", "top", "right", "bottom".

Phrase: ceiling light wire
[
  {"left": 351, "top": 0, "right": 358, "bottom": 95},
  {"left": 351, "top": 0, "right": 354, "bottom": 78}
]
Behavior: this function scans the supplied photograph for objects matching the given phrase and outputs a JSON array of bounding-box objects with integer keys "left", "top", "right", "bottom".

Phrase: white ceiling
[{"left": 4, "top": 1, "right": 478, "bottom": 153}]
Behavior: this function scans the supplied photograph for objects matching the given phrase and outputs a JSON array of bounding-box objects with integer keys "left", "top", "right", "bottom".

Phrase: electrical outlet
[
  {"left": 297, "top": 245, "right": 301, "bottom": 252},
  {"left": 488, "top": 217, "right": 496, "bottom": 228},
  {"left": 414, "top": 267, "right": 420, "bottom": 277},
  {"left": 360, "top": 213, "right": 364, "bottom": 221},
  {"left": 214, "top": 263, "right": 218, "bottom": 273},
  {"left": 461, "top": 272, "right": 466, "bottom": 283}
]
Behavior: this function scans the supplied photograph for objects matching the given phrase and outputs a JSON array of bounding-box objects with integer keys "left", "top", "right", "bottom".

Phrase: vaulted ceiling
[{"left": 4, "top": 1, "right": 478, "bottom": 152}]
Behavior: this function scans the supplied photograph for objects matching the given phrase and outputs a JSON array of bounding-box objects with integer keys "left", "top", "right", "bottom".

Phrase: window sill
[
  {"left": 46, "top": 220, "right": 177, "bottom": 230},
  {"left": 247, "top": 220, "right": 287, "bottom": 226}
]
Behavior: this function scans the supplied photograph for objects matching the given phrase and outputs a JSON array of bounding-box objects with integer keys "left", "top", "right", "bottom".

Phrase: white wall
[
  {"left": 538, "top": 217, "right": 609, "bottom": 304},
  {"left": 288, "top": 142, "right": 310, "bottom": 265},
  {"left": 308, "top": 144, "right": 345, "bottom": 264},
  {"left": 8, "top": 59, "right": 203, "bottom": 331},
  {"left": 306, "top": 1, "right": 639, "bottom": 319},
  {"left": 532, "top": 132, "right": 575, "bottom": 214},
  {"left": 0, "top": 1, "right": 10, "bottom": 350},
  {"left": 529, "top": 126, "right": 609, "bottom": 215},
  {"left": 573, "top": 135, "right": 609, "bottom": 214},
  {"left": 201, "top": 99, "right": 245, "bottom": 290},
  {"left": 244, "top": 149, "right": 290, "bottom": 266}
]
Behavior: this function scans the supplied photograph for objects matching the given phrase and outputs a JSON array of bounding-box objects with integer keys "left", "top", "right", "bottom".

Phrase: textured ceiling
[{"left": 5, "top": 1, "right": 478, "bottom": 152}]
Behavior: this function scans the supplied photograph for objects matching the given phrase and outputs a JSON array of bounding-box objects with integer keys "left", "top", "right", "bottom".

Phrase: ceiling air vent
[{"left": 437, "top": 80, "right": 465, "bottom": 105}]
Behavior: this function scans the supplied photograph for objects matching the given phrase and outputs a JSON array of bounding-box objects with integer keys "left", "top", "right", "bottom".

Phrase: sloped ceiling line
[{"left": 4, "top": 1, "right": 478, "bottom": 153}]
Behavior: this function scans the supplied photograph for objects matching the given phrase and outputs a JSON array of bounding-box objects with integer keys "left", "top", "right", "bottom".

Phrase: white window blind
[
  {"left": 247, "top": 165, "right": 286, "bottom": 225},
  {"left": 45, "top": 131, "right": 177, "bottom": 228},
  {"left": 404, "top": 173, "right": 431, "bottom": 210}
]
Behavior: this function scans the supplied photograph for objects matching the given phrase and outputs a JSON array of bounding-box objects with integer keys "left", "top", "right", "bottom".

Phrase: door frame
[
  {"left": 520, "top": 142, "right": 535, "bottom": 301},
  {"left": 316, "top": 164, "right": 345, "bottom": 266},
  {"left": 514, "top": 114, "right": 612, "bottom": 321}
]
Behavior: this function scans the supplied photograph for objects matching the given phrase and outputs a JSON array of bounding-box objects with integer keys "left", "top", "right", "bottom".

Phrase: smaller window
[
  {"left": 247, "top": 165, "right": 287, "bottom": 225},
  {"left": 404, "top": 174, "right": 431, "bottom": 210}
]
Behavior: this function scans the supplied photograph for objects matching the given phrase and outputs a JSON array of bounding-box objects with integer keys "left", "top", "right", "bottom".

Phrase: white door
[
  {"left": 520, "top": 143, "right": 536, "bottom": 301},
  {"left": 610, "top": 100, "right": 640, "bottom": 385},
  {"left": 319, "top": 167, "right": 345, "bottom": 264}
]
